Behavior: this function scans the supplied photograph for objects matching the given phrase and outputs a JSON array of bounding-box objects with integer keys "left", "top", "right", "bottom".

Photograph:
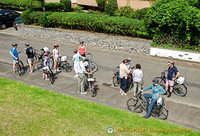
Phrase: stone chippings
[{"left": 18, "top": 25, "right": 152, "bottom": 54}]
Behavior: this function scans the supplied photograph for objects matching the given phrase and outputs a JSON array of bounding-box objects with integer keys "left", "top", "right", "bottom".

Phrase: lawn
[{"left": 0, "top": 77, "right": 199, "bottom": 136}]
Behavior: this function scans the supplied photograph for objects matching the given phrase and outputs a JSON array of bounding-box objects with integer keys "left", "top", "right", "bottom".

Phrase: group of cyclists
[
  {"left": 10, "top": 41, "right": 180, "bottom": 119},
  {"left": 119, "top": 58, "right": 179, "bottom": 119}
]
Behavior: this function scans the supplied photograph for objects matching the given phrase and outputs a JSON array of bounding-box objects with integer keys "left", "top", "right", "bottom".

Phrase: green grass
[{"left": 0, "top": 77, "right": 199, "bottom": 136}]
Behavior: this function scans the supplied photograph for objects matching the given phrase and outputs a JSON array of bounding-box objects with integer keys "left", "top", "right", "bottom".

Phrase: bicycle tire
[
  {"left": 63, "top": 63, "right": 72, "bottom": 72},
  {"left": 86, "top": 53, "right": 93, "bottom": 60},
  {"left": 49, "top": 74, "right": 55, "bottom": 84},
  {"left": 156, "top": 106, "right": 169, "bottom": 120},
  {"left": 90, "top": 84, "right": 96, "bottom": 97},
  {"left": 173, "top": 84, "right": 187, "bottom": 97},
  {"left": 88, "top": 61, "right": 98, "bottom": 72},
  {"left": 127, "top": 97, "right": 143, "bottom": 113},
  {"left": 16, "top": 60, "right": 24, "bottom": 76},
  {"left": 113, "top": 74, "right": 120, "bottom": 87}
]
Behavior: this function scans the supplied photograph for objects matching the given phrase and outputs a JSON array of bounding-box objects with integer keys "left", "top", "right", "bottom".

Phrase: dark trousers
[
  {"left": 143, "top": 93, "right": 157, "bottom": 118},
  {"left": 120, "top": 77, "right": 127, "bottom": 91}
]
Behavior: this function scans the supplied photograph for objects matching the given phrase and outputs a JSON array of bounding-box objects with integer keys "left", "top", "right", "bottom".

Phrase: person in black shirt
[{"left": 25, "top": 43, "right": 35, "bottom": 73}]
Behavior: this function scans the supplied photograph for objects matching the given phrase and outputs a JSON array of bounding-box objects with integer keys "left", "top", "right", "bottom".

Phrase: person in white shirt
[
  {"left": 78, "top": 57, "right": 92, "bottom": 94},
  {"left": 132, "top": 64, "right": 143, "bottom": 96},
  {"left": 72, "top": 49, "right": 81, "bottom": 78},
  {"left": 53, "top": 44, "right": 61, "bottom": 72}
]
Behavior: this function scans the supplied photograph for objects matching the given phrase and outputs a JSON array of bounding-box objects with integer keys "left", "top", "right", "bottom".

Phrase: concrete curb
[{"left": 150, "top": 47, "right": 200, "bottom": 63}]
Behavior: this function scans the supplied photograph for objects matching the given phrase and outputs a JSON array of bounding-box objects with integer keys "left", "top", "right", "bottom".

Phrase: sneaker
[
  {"left": 29, "top": 71, "right": 32, "bottom": 74},
  {"left": 121, "top": 92, "right": 127, "bottom": 96},
  {"left": 81, "top": 92, "right": 87, "bottom": 95},
  {"left": 74, "top": 75, "right": 78, "bottom": 78},
  {"left": 45, "top": 78, "right": 49, "bottom": 80}
]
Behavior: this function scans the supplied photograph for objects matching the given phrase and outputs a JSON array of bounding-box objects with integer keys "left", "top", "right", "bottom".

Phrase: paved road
[{"left": 0, "top": 28, "right": 200, "bottom": 131}]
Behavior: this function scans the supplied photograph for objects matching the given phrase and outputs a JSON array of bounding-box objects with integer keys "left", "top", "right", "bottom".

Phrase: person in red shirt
[{"left": 79, "top": 41, "right": 86, "bottom": 57}]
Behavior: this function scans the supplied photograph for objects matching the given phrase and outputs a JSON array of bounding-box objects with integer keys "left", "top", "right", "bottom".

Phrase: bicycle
[
  {"left": 57, "top": 56, "right": 72, "bottom": 72},
  {"left": 112, "top": 66, "right": 134, "bottom": 91},
  {"left": 42, "top": 66, "right": 55, "bottom": 84},
  {"left": 127, "top": 91, "right": 168, "bottom": 120},
  {"left": 85, "top": 53, "right": 98, "bottom": 72},
  {"left": 154, "top": 71, "right": 187, "bottom": 97},
  {"left": 15, "top": 51, "right": 24, "bottom": 76}
]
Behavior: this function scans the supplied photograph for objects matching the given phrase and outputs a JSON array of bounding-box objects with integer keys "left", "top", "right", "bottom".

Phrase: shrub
[
  {"left": 96, "top": 0, "right": 106, "bottom": 11},
  {"left": 114, "top": 6, "right": 135, "bottom": 18},
  {"left": 145, "top": 0, "right": 200, "bottom": 48},
  {"left": 60, "top": 0, "right": 71, "bottom": 12},
  {"left": 104, "top": 0, "right": 118, "bottom": 16},
  {"left": 45, "top": 3, "right": 65, "bottom": 11},
  {"left": 22, "top": 10, "right": 149, "bottom": 38},
  {"left": 74, "top": 6, "right": 83, "bottom": 12},
  {"left": 88, "top": 9, "right": 105, "bottom": 15},
  {"left": 135, "top": 7, "right": 149, "bottom": 20}
]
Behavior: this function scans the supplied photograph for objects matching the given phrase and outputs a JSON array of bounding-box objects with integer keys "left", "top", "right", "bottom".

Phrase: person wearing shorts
[
  {"left": 25, "top": 42, "right": 35, "bottom": 73},
  {"left": 165, "top": 61, "right": 180, "bottom": 97},
  {"left": 53, "top": 44, "right": 61, "bottom": 72},
  {"left": 9, "top": 43, "right": 19, "bottom": 73}
]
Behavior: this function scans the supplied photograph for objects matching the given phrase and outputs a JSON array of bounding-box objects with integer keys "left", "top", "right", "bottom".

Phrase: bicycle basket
[
  {"left": 42, "top": 66, "right": 50, "bottom": 73},
  {"left": 176, "top": 77, "right": 185, "bottom": 84},
  {"left": 61, "top": 56, "right": 68, "bottom": 61}
]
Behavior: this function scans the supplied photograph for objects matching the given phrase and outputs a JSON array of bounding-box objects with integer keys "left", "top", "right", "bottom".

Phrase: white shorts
[{"left": 28, "top": 58, "right": 34, "bottom": 64}]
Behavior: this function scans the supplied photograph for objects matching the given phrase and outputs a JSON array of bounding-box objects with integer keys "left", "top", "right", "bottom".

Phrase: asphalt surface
[{"left": 0, "top": 28, "right": 200, "bottom": 131}]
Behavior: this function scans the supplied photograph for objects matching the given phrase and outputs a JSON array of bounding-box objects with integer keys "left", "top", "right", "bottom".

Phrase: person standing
[
  {"left": 141, "top": 79, "right": 166, "bottom": 119},
  {"left": 53, "top": 44, "right": 61, "bottom": 72},
  {"left": 165, "top": 61, "right": 180, "bottom": 97},
  {"left": 25, "top": 42, "right": 35, "bottom": 73},
  {"left": 79, "top": 41, "right": 86, "bottom": 57},
  {"left": 132, "top": 64, "right": 143, "bottom": 96},
  {"left": 43, "top": 52, "right": 50, "bottom": 80},
  {"left": 77, "top": 57, "right": 92, "bottom": 95},
  {"left": 119, "top": 59, "right": 131, "bottom": 95},
  {"left": 72, "top": 49, "right": 81, "bottom": 78},
  {"left": 9, "top": 43, "right": 19, "bottom": 73}
]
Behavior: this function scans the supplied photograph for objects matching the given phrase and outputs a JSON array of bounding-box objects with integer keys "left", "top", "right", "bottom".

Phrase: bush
[
  {"left": 114, "top": 6, "right": 135, "bottom": 18},
  {"left": 74, "top": 6, "right": 83, "bottom": 12},
  {"left": 145, "top": 0, "right": 200, "bottom": 48},
  {"left": 135, "top": 8, "right": 149, "bottom": 20},
  {"left": 0, "top": 0, "right": 42, "bottom": 10},
  {"left": 60, "top": 0, "right": 71, "bottom": 12},
  {"left": 45, "top": 3, "right": 65, "bottom": 11},
  {"left": 96, "top": 0, "right": 106, "bottom": 11},
  {"left": 22, "top": 10, "right": 149, "bottom": 38},
  {"left": 104, "top": 0, "right": 118, "bottom": 16},
  {"left": 88, "top": 9, "right": 105, "bottom": 15}
]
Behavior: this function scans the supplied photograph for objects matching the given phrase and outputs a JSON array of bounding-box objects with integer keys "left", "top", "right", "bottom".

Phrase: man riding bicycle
[
  {"left": 165, "top": 61, "right": 180, "bottom": 97},
  {"left": 140, "top": 79, "right": 166, "bottom": 119}
]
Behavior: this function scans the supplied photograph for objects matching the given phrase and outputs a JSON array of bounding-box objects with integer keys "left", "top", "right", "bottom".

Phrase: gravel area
[{"left": 18, "top": 24, "right": 152, "bottom": 54}]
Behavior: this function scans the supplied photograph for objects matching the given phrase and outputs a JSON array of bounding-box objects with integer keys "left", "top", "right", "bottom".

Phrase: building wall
[
  {"left": 45, "top": 0, "right": 60, "bottom": 2},
  {"left": 117, "top": 0, "right": 152, "bottom": 10},
  {"left": 77, "top": 0, "right": 98, "bottom": 7}
]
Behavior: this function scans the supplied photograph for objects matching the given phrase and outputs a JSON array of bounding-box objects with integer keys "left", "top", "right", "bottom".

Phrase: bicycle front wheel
[
  {"left": 49, "top": 74, "right": 55, "bottom": 84},
  {"left": 16, "top": 60, "right": 24, "bottom": 76},
  {"left": 157, "top": 106, "right": 168, "bottom": 120},
  {"left": 127, "top": 97, "right": 143, "bottom": 113},
  {"left": 89, "top": 61, "right": 98, "bottom": 72},
  {"left": 173, "top": 84, "right": 187, "bottom": 97},
  {"left": 113, "top": 74, "right": 120, "bottom": 87}
]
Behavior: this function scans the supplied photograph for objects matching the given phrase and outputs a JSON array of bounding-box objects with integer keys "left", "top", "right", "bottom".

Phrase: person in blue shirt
[
  {"left": 43, "top": 52, "right": 50, "bottom": 80},
  {"left": 72, "top": 49, "right": 81, "bottom": 78},
  {"left": 165, "top": 61, "right": 180, "bottom": 97},
  {"left": 9, "top": 43, "right": 19, "bottom": 73},
  {"left": 141, "top": 79, "right": 166, "bottom": 119}
]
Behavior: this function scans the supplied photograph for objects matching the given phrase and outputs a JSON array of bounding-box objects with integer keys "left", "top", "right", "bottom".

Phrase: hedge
[
  {"left": 21, "top": 10, "right": 149, "bottom": 38},
  {"left": 0, "top": 0, "right": 42, "bottom": 10}
]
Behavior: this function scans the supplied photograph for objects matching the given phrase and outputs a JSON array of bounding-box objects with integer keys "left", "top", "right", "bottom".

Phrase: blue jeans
[
  {"left": 143, "top": 93, "right": 157, "bottom": 118},
  {"left": 120, "top": 78, "right": 127, "bottom": 91}
]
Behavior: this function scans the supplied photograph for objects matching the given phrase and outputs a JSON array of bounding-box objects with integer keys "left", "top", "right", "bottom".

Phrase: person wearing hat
[
  {"left": 119, "top": 59, "right": 132, "bottom": 95},
  {"left": 77, "top": 56, "right": 92, "bottom": 95},
  {"left": 53, "top": 44, "right": 61, "bottom": 72},
  {"left": 165, "top": 61, "right": 180, "bottom": 97},
  {"left": 78, "top": 41, "right": 86, "bottom": 57},
  {"left": 25, "top": 42, "right": 35, "bottom": 73},
  {"left": 140, "top": 79, "right": 166, "bottom": 119},
  {"left": 72, "top": 49, "right": 81, "bottom": 78},
  {"left": 9, "top": 43, "right": 19, "bottom": 73}
]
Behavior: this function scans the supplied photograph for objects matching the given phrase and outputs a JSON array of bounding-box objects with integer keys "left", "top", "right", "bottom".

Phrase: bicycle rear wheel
[
  {"left": 173, "top": 84, "right": 187, "bottom": 97},
  {"left": 88, "top": 61, "right": 98, "bottom": 72},
  {"left": 49, "top": 57, "right": 54, "bottom": 70},
  {"left": 86, "top": 53, "right": 93, "bottom": 60},
  {"left": 113, "top": 74, "right": 120, "bottom": 87},
  {"left": 49, "top": 74, "right": 55, "bottom": 84},
  {"left": 15, "top": 60, "right": 24, "bottom": 76},
  {"left": 156, "top": 106, "right": 168, "bottom": 120},
  {"left": 127, "top": 97, "right": 143, "bottom": 113}
]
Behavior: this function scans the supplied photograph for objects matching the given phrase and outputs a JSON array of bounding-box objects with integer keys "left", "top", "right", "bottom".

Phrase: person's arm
[
  {"left": 43, "top": 59, "right": 47, "bottom": 66},
  {"left": 172, "top": 67, "right": 179, "bottom": 80},
  {"left": 158, "top": 85, "right": 166, "bottom": 96},
  {"left": 142, "top": 85, "right": 152, "bottom": 92},
  {"left": 72, "top": 56, "right": 74, "bottom": 61},
  {"left": 9, "top": 50, "right": 17, "bottom": 59}
]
